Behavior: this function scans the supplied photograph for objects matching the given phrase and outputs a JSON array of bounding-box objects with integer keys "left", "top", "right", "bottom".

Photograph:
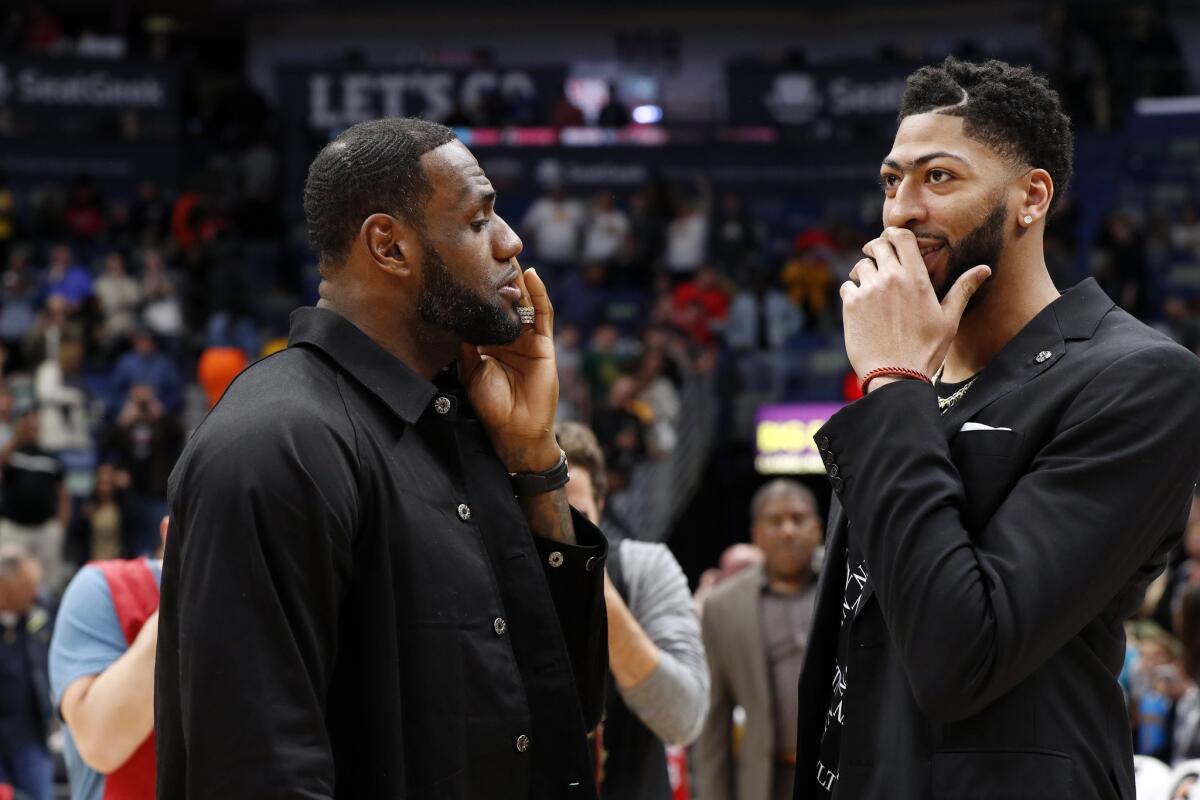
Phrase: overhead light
[{"left": 631, "top": 105, "right": 663, "bottom": 124}]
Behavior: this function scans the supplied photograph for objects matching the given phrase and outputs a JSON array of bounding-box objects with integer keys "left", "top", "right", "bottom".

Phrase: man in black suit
[{"left": 794, "top": 57, "right": 1200, "bottom": 800}]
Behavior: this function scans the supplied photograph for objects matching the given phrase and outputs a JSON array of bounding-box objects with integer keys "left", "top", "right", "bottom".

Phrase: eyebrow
[
  {"left": 455, "top": 183, "right": 496, "bottom": 208},
  {"left": 881, "top": 151, "right": 973, "bottom": 171}
]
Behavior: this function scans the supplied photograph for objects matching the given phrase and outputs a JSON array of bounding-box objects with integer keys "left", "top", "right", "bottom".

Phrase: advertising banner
[
  {"left": 755, "top": 402, "right": 845, "bottom": 475},
  {"left": 727, "top": 60, "right": 913, "bottom": 129}
]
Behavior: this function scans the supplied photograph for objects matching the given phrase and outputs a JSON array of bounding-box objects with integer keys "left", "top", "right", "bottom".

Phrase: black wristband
[{"left": 510, "top": 450, "right": 570, "bottom": 497}]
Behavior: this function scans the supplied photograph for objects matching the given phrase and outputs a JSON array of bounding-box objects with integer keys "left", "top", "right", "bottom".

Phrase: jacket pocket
[{"left": 932, "top": 748, "right": 1075, "bottom": 800}]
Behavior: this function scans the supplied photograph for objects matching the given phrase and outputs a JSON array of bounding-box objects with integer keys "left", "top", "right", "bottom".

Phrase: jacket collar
[
  {"left": 939, "top": 278, "right": 1114, "bottom": 435},
  {"left": 288, "top": 307, "right": 438, "bottom": 425}
]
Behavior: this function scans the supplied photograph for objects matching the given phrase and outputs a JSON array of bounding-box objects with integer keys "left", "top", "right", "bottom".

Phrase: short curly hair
[
  {"left": 303, "top": 117, "right": 457, "bottom": 274},
  {"left": 898, "top": 57, "right": 1073, "bottom": 213}
]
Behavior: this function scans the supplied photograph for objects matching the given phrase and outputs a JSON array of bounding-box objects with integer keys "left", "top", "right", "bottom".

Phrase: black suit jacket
[{"left": 793, "top": 279, "right": 1200, "bottom": 800}]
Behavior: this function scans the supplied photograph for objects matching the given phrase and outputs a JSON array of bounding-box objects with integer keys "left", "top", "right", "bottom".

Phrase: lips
[
  {"left": 917, "top": 241, "right": 945, "bottom": 271},
  {"left": 498, "top": 271, "right": 521, "bottom": 302}
]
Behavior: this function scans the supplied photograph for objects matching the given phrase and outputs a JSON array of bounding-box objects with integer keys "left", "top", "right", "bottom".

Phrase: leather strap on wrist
[
  {"left": 860, "top": 367, "right": 931, "bottom": 395},
  {"left": 510, "top": 449, "right": 570, "bottom": 497}
]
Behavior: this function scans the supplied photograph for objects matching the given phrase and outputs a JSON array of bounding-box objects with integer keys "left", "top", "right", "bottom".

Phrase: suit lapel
[
  {"left": 851, "top": 279, "right": 1114, "bottom": 620},
  {"left": 732, "top": 564, "right": 772, "bottom": 709}
]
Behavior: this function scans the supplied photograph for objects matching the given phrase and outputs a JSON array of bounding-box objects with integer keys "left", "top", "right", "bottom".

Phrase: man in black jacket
[
  {"left": 794, "top": 58, "right": 1200, "bottom": 799},
  {"left": 156, "top": 118, "right": 608, "bottom": 799}
]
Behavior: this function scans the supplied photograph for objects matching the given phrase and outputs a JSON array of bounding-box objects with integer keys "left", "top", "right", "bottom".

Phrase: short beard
[
  {"left": 929, "top": 197, "right": 1007, "bottom": 312},
  {"left": 415, "top": 232, "right": 521, "bottom": 346}
]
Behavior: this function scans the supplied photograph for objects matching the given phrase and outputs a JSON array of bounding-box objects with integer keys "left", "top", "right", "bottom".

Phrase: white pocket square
[{"left": 960, "top": 422, "right": 1013, "bottom": 432}]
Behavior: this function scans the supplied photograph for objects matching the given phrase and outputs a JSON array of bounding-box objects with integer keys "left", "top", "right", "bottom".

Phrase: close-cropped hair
[
  {"left": 750, "top": 479, "right": 817, "bottom": 524},
  {"left": 303, "top": 117, "right": 457, "bottom": 273},
  {"left": 899, "top": 57, "right": 1074, "bottom": 212}
]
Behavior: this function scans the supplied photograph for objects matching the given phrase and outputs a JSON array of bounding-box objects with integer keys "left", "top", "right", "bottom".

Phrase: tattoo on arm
[{"left": 518, "top": 488, "right": 576, "bottom": 545}]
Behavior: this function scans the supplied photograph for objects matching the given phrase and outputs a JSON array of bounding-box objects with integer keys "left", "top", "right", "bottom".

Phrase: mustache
[
  {"left": 907, "top": 230, "right": 951, "bottom": 245},
  {"left": 495, "top": 265, "right": 519, "bottom": 288}
]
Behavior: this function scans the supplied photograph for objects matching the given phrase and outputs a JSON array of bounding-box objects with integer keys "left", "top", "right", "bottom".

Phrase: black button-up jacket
[{"left": 156, "top": 307, "right": 608, "bottom": 799}]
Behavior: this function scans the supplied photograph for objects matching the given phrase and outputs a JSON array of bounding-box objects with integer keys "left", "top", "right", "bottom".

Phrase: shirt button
[
  {"left": 434, "top": 396, "right": 452, "bottom": 415},
  {"left": 828, "top": 464, "right": 839, "bottom": 477},
  {"left": 457, "top": 503, "right": 472, "bottom": 521},
  {"left": 516, "top": 734, "right": 531, "bottom": 753},
  {"left": 548, "top": 551, "right": 564, "bottom": 568},
  {"left": 493, "top": 617, "right": 507, "bottom": 636}
]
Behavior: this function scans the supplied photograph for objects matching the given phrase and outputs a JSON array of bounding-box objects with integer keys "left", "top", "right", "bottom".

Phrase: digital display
[{"left": 755, "top": 403, "right": 844, "bottom": 475}]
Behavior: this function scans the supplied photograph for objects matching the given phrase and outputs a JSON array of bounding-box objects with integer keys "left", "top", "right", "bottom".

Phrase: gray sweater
[{"left": 614, "top": 539, "right": 710, "bottom": 746}]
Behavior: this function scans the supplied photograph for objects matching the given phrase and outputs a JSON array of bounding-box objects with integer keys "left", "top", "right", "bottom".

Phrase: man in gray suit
[{"left": 697, "top": 480, "right": 823, "bottom": 800}]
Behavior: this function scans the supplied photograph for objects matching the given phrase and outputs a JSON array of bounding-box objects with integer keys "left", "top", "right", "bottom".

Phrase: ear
[
  {"left": 1018, "top": 168, "right": 1054, "bottom": 228},
  {"left": 360, "top": 213, "right": 416, "bottom": 277}
]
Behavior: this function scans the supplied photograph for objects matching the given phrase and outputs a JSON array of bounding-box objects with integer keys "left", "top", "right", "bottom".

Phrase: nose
[
  {"left": 883, "top": 177, "right": 928, "bottom": 229},
  {"left": 493, "top": 213, "right": 523, "bottom": 262}
]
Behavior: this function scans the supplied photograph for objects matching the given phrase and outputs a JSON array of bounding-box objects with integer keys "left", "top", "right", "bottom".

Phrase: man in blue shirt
[{"left": 0, "top": 545, "right": 54, "bottom": 800}]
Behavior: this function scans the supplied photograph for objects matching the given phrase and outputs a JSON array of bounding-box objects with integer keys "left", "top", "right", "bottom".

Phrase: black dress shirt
[{"left": 155, "top": 307, "right": 608, "bottom": 799}]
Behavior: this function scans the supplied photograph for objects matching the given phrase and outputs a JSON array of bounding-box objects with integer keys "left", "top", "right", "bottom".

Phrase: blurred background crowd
[{"left": 1, "top": 0, "right": 1200, "bottom": 798}]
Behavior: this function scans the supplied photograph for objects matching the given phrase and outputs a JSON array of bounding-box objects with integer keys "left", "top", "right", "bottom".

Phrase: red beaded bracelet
[{"left": 860, "top": 367, "right": 931, "bottom": 395}]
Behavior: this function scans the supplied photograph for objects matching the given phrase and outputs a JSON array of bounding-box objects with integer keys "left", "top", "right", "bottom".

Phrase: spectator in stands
[
  {"left": 21, "top": 293, "right": 83, "bottom": 370},
  {"left": 137, "top": 249, "right": 184, "bottom": 345},
  {"left": 780, "top": 230, "right": 837, "bottom": 330},
  {"left": 107, "top": 328, "right": 182, "bottom": 417},
  {"left": 0, "top": 409, "right": 68, "bottom": 590},
  {"left": 1131, "top": 624, "right": 1187, "bottom": 762},
  {"left": 131, "top": 182, "right": 170, "bottom": 244},
  {"left": 549, "top": 89, "right": 586, "bottom": 128},
  {"left": 93, "top": 251, "right": 142, "bottom": 348},
  {"left": 0, "top": 249, "right": 40, "bottom": 368},
  {"left": 557, "top": 421, "right": 708, "bottom": 800},
  {"left": 0, "top": 171, "right": 15, "bottom": 268},
  {"left": 1154, "top": 490, "right": 1200, "bottom": 630},
  {"left": 0, "top": 544, "right": 53, "bottom": 800},
  {"left": 103, "top": 384, "right": 182, "bottom": 557},
  {"left": 0, "top": 388, "right": 14, "bottom": 453},
  {"left": 556, "top": 323, "right": 588, "bottom": 423},
  {"left": 623, "top": 347, "right": 681, "bottom": 456},
  {"left": 69, "top": 462, "right": 126, "bottom": 563},
  {"left": 1170, "top": 203, "right": 1200, "bottom": 260},
  {"left": 105, "top": 201, "right": 138, "bottom": 258},
  {"left": 50, "top": 517, "right": 164, "bottom": 800},
  {"left": 614, "top": 189, "right": 663, "bottom": 289},
  {"left": 583, "top": 322, "right": 627, "bottom": 415},
  {"left": 521, "top": 183, "right": 583, "bottom": 282},
  {"left": 671, "top": 264, "right": 730, "bottom": 348},
  {"left": 1167, "top": 587, "right": 1200, "bottom": 766},
  {"left": 63, "top": 178, "right": 105, "bottom": 249},
  {"left": 710, "top": 192, "right": 761, "bottom": 276},
  {"left": 598, "top": 84, "right": 631, "bottom": 128},
  {"left": 34, "top": 337, "right": 91, "bottom": 455},
  {"left": 725, "top": 269, "right": 803, "bottom": 395},
  {"left": 582, "top": 192, "right": 630, "bottom": 266},
  {"left": 1097, "top": 211, "right": 1150, "bottom": 318},
  {"left": 664, "top": 188, "right": 710, "bottom": 281},
  {"left": 41, "top": 244, "right": 93, "bottom": 311},
  {"left": 698, "top": 480, "right": 823, "bottom": 800}
]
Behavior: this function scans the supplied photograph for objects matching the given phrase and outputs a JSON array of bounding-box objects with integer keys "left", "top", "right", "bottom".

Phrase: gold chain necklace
[{"left": 933, "top": 365, "right": 977, "bottom": 413}]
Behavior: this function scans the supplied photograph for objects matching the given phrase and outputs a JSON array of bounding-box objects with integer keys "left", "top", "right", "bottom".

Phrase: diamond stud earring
[{"left": 1023, "top": 215, "right": 1033, "bottom": 224}]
